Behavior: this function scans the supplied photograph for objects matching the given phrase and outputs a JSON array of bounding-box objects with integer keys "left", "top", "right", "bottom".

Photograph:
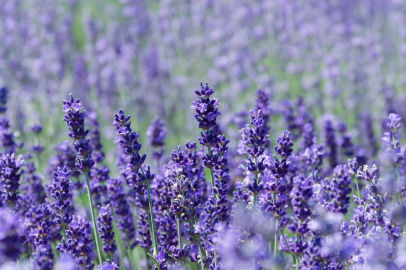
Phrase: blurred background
[{"left": 1, "top": 0, "right": 405, "bottom": 172}]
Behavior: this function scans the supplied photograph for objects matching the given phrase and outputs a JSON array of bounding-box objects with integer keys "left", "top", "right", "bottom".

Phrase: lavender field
[{"left": 1, "top": 0, "right": 406, "bottom": 270}]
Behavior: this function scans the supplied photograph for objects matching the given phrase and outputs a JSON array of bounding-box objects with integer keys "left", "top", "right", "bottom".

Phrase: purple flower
[
  {"left": 98, "top": 260, "right": 119, "bottom": 270},
  {"left": 88, "top": 112, "right": 105, "bottom": 163},
  {"left": 324, "top": 165, "right": 352, "bottom": 215},
  {"left": 30, "top": 124, "right": 43, "bottom": 134},
  {"left": 48, "top": 167, "right": 73, "bottom": 226},
  {"left": 0, "top": 208, "right": 23, "bottom": 264},
  {"left": 255, "top": 89, "right": 272, "bottom": 132},
  {"left": 31, "top": 244, "right": 54, "bottom": 270},
  {"left": 47, "top": 141, "right": 80, "bottom": 180},
  {"left": 106, "top": 178, "right": 137, "bottom": 249},
  {"left": 97, "top": 204, "right": 117, "bottom": 255},
  {"left": 57, "top": 216, "right": 95, "bottom": 269},
  {"left": 0, "top": 153, "right": 24, "bottom": 208},
  {"left": 54, "top": 254, "right": 76, "bottom": 270},
  {"left": 62, "top": 94, "right": 94, "bottom": 173},
  {"left": 324, "top": 118, "right": 338, "bottom": 169},
  {"left": 0, "top": 87, "right": 8, "bottom": 114},
  {"left": 146, "top": 117, "right": 167, "bottom": 162}
]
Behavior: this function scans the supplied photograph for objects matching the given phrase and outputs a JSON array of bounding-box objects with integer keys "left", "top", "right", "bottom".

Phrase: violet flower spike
[{"left": 62, "top": 94, "right": 103, "bottom": 265}]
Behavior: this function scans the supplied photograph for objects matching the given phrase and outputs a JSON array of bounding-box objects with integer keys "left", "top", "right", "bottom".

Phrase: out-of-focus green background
[{"left": 1, "top": 0, "right": 405, "bottom": 174}]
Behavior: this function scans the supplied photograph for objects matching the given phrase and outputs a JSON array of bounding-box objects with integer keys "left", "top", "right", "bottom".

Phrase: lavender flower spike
[
  {"left": 62, "top": 94, "right": 102, "bottom": 265},
  {"left": 1, "top": 153, "right": 24, "bottom": 209},
  {"left": 113, "top": 109, "right": 159, "bottom": 256},
  {"left": 97, "top": 204, "right": 117, "bottom": 257},
  {"left": 146, "top": 117, "right": 167, "bottom": 165},
  {"left": 0, "top": 208, "right": 23, "bottom": 264},
  {"left": 48, "top": 166, "right": 73, "bottom": 241}
]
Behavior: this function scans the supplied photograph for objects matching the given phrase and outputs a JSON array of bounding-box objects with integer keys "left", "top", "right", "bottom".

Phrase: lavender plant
[
  {"left": 62, "top": 94, "right": 103, "bottom": 265},
  {"left": 113, "top": 109, "right": 159, "bottom": 257},
  {"left": 4, "top": 2, "right": 406, "bottom": 269}
]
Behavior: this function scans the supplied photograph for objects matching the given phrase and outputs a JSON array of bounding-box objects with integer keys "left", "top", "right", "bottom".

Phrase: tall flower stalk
[
  {"left": 191, "top": 82, "right": 230, "bottom": 267},
  {"left": 0, "top": 153, "right": 24, "bottom": 210},
  {"left": 62, "top": 94, "right": 103, "bottom": 265},
  {"left": 113, "top": 109, "right": 159, "bottom": 256},
  {"left": 241, "top": 110, "right": 270, "bottom": 211},
  {"left": 382, "top": 113, "right": 404, "bottom": 204},
  {"left": 48, "top": 166, "right": 74, "bottom": 242},
  {"left": 97, "top": 204, "right": 117, "bottom": 263},
  {"left": 191, "top": 83, "right": 222, "bottom": 196}
]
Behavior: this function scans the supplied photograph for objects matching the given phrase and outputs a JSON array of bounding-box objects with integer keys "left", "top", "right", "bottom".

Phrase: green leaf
[{"left": 147, "top": 253, "right": 160, "bottom": 270}]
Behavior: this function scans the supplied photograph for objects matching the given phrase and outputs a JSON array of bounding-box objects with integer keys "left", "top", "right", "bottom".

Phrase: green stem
[
  {"left": 61, "top": 212, "right": 67, "bottom": 242},
  {"left": 76, "top": 176, "right": 90, "bottom": 220},
  {"left": 253, "top": 157, "right": 258, "bottom": 211},
  {"left": 207, "top": 147, "right": 218, "bottom": 268},
  {"left": 355, "top": 178, "right": 360, "bottom": 198},
  {"left": 296, "top": 256, "right": 299, "bottom": 270},
  {"left": 146, "top": 182, "right": 159, "bottom": 256},
  {"left": 208, "top": 147, "right": 217, "bottom": 199},
  {"left": 176, "top": 215, "right": 186, "bottom": 268},
  {"left": 111, "top": 207, "right": 131, "bottom": 270},
  {"left": 130, "top": 146, "right": 159, "bottom": 256},
  {"left": 281, "top": 233, "right": 293, "bottom": 254},
  {"left": 273, "top": 178, "right": 279, "bottom": 204},
  {"left": 397, "top": 168, "right": 403, "bottom": 209},
  {"left": 84, "top": 170, "right": 103, "bottom": 265},
  {"left": 176, "top": 215, "right": 182, "bottom": 249},
  {"left": 197, "top": 239, "right": 206, "bottom": 270},
  {"left": 116, "top": 238, "right": 125, "bottom": 270},
  {"left": 274, "top": 218, "right": 279, "bottom": 267},
  {"left": 126, "top": 237, "right": 136, "bottom": 270},
  {"left": 146, "top": 210, "right": 155, "bottom": 247},
  {"left": 51, "top": 242, "right": 59, "bottom": 260}
]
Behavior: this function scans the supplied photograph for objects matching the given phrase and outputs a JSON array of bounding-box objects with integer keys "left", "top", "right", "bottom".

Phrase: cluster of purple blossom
[
  {"left": 2, "top": 1, "right": 406, "bottom": 270},
  {"left": 0, "top": 81, "right": 406, "bottom": 270}
]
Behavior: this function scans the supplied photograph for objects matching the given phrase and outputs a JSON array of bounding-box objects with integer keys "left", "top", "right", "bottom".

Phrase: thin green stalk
[
  {"left": 61, "top": 212, "right": 67, "bottom": 242},
  {"left": 111, "top": 207, "right": 131, "bottom": 270},
  {"left": 146, "top": 210, "right": 155, "bottom": 247},
  {"left": 197, "top": 239, "right": 206, "bottom": 270},
  {"left": 273, "top": 218, "right": 279, "bottom": 270},
  {"left": 253, "top": 157, "right": 258, "bottom": 211},
  {"left": 51, "top": 242, "right": 59, "bottom": 260},
  {"left": 207, "top": 146, "right": 218, "bottom": 268},
  {"left": 281, "top": 233, "right": 293, "bottom": 254},
  {"left": 176, "top": 215, "right": 186, "bottom": 268},
  {"left": 177, "top": 215, "right": 182, "bottom": 249},
  {"left": 207, "top": 147, "right": 216, "bottom": 198},
  {"left": 84, "top": 169, "right": 103, "bottom": 265},
  {"left": 273, "top": 178, "right": 279, "bottom": 204},
  {"left": 355, "top": 178, "right": 360, "bottom": 198},
  {"left": 146, "top": 182, "right": 159, "bottom": 256},
  {"left": 131, "top": 146, "right": 159, "bottom": 256},
  {"left": 126, "top": 237, "right": 136, "bottom": 270},
  {"left": 116, "top": 237, "right": 125, "bottom": 270},
  {"left": 397, "top": 168, "right": 403, "bottom": 209},
  {"left": 296, "top": 256, "right": 299, "bottom": 270},
  {"left": 76, "top": 176, "right": 90, "bottom": 220}
]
